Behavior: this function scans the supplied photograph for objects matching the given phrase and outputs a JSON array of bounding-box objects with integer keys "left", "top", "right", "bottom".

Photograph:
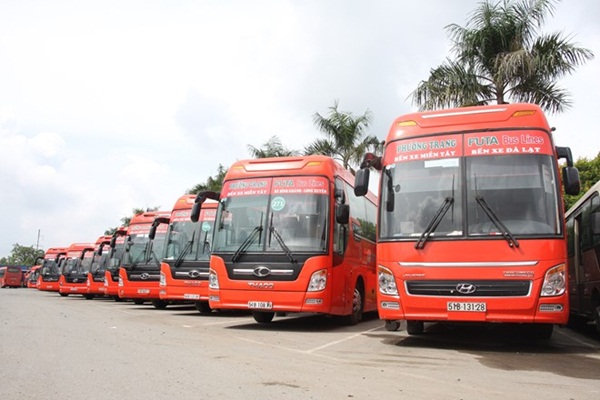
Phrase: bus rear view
[{"left": 355, "top": 103, "right": 580, "bottom": 339}]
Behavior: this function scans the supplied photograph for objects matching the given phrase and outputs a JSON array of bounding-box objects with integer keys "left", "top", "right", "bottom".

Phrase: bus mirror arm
[
  {"left": 191, "top": 191, "right": 220, "bottom": 223},
  {"left": 556, "top": 146, "right": 574, "bottom": 167}
]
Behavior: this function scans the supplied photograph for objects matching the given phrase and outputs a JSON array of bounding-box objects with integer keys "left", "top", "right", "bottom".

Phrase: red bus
[
  {"left": 25, "top": 265, "right": 42, "bottom": 288},
  {"left": 196, "top": 155, "right": 378, "bottom": 324},
  {"left": 86, "top": 235, "right": 113, "bottom": 298},
  {"left": 118, "top": 211, "right": 171, "bottom": 305},
  {"left": 354, "top": 103, "right": 580, "bottom": 339},
  {"left": 0, "top": 266, "right": 23, "bottom": 288},
  {"left": 58, "top": 243, "right": 96, "bottom": 297},
  {"left": 104, "top": 227, "right": 128, "bottom": 301},
  {"left": 565, "top": 179, "right": 600, "bottom": 332},
  {"left": 158, "top": 194, "right": 218, "bottom": 313},
  {"left": 37, "top": 247, "right": 69, "bottom": 292}
]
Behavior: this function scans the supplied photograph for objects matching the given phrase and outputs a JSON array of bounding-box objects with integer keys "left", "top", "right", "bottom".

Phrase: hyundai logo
[
  {"left": 253, "top": 266, "right": 271, "bottom": 277},
  {"left": 189, "top": 270, "right": 201, "bottom": 278},
  {"left": 456, "top": 283, "right": 476, "bottom": 294},
  {"left": 140, "top": 273, "right": 150, "bottom": 280}
]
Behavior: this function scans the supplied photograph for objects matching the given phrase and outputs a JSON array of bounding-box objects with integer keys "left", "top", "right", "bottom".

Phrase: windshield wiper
[
  {"left": 231, "top": 226, "right": 263, "bottom": 262},
  {"left": 269, "top": 226, "right": 297, "bottom": 264},
  {"left": 475, "top": 196, "right": 519, "bottom": 248},
  {"left": 174, "top": 230, "right": 196, "bottom": 268},
  {"left": 415, "top": 197, "right": 454, "bottom": 249}
]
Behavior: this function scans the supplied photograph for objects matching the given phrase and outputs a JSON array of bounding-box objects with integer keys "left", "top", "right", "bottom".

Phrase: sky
[{"left": 1, "top": 0, "right": 599, "bottom": 257}]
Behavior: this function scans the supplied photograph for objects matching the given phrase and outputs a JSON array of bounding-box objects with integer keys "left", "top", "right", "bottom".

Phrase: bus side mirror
[
  {"left": 354, "top": 168, "right": 370, "bottom": 197},
  {"left": 592, "top": 212, "right": 600, "bottom": 235},
  {"left": 148, "top": 225, "right": 157, "bottom": 240},
  {"left": 336, "top": 204, "right": 349, "bottom": 225},
  {"left": 562, "top": 166, "right": 580, "bottom": 195},
  {"left": 190, "top": 202, "right": 201, "bottom": 223}
]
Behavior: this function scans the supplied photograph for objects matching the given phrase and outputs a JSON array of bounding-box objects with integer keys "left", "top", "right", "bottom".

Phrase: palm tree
[
  {"left": 305, "top": 100, "right": 381, "bottom": 171},
  {"left": 187, "top": 164, "right": 227, "bottom": 194},
  {"left": 411, "top": 0, "right": 594, "bottom": 113},
  {"left": 247, "top": 136, "right": 299, "bottom": 158}
]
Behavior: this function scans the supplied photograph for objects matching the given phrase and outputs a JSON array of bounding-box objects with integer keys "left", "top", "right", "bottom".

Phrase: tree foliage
[
  {"left": 247, "top": 136, "right": 299, "bottom": 158},
  {"left": 0, "top": 244, "right": 45, "bottom": 266},
  {"left": 187, "top": 164, "right": 227, "bottom": 194},
  {"left": 304, "top": 100, "right": 381, "bottom": 171},
  {"left": 564, "top": 152, "right": 600, "bottom": 210},
  {"left": 411, "top": 0, "right": 594, "bottom": 113}
]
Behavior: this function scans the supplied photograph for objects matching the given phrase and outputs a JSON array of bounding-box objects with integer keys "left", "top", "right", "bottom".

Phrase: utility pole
[{"left": 36, "top": 229, "right": 40, "bottom": 250}]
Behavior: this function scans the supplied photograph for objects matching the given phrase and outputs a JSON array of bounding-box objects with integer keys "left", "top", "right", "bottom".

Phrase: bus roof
[{"left": 387, "top": 103, "right": 551, "bottom": 141}]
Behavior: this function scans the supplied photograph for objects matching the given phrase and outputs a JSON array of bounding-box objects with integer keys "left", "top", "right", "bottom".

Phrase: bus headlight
[
  {"left": 378, "top": 266, "right": 398, "bottom": 296},
  {"left": 118, "top": 277, "right": 123, "bottom": 287},
  {"left": 541, "top": 264, "right": 566, "bottom": 297},
  {"left": 208, "top": 269, "right": 219, "bottom": 290},
  {"left": 159, "top": 272, "right": 166, "bottom": 286},
  {"left": 308, "top": 269, "right": 327, "bottom": 292}
]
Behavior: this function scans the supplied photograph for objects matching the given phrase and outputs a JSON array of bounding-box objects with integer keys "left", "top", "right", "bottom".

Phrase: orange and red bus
[
  {"left": 25, "top": 265, "right": 42, "bottom": 288},
  {"left": 197, "top": 155, "right": 378, "bottom": 324},
  {"left": 118, "top": 211, "right": 170, "bottom": 305},
  {"left": 58, "top": 243, "right": 96, "bottom": 297},
  {"left": 0, "top": 266, "right": 23, "bottom": 288},
  {"left": 37, "top": 247, "right": 69, "bottom": 292},
  {"left": 86, "top": 235, "right": 113, "bottom": 298},
  {"left": 566, "top": 179, "right": 600, "bottom": 332},
  {"left": 158, "top": 194, "right": 218, "bottom": 313},
  {"left": 354, "top": 103, "right": 580, "bottom": 338},
  {"left": 104, "top": 227, "right": 128, "bottom": 301}
]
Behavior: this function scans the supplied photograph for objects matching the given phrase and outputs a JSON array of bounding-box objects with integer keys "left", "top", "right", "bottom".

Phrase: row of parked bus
[{"left": 23, "top": 102, "right": 600, "bottom": 339}]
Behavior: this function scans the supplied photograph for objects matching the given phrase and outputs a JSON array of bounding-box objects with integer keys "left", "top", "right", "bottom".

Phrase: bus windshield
[
  {"left": 165, "top": 219, "right": 213, "bottom": 262},
  {"left": 380, "top": 153, "right": 560, "bottom": 240},
  {"left": 41, "top": 259, "right": 60, "bottom": 275},
  {"left": 212, "top": 177, "right": 329, "bottom": 254}
]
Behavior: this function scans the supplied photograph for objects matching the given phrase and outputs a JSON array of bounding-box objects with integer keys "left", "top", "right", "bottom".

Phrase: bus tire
[
  {"left": 344, "top": 282, "right": 364, "bottom": 325},
  {"left": 152, "top": 299, "right": 168, "bottom": 309},
  {"left": 406, "top": 320, "right": 424, "bottom": 335},
  {"left": 531, "top": 323, "right": 553, "bottom": 340},
  {"left": 112, "top": 295, "right": 124, "bottom": 302},
  {"left": 252, "top": 311, "right": 275, "bottom": 323},
  {"left": 133, "top": 299, "right": 145, "bottom": 305},
  {"left": 385, "top": 320, "right": 401, "bottom": 331},
  {"left": 59, "top": 293, "right": 68, "bottom": 297},
  {"left": 195, "top": 301, "right": 212, "bottom": 314},
  {"left": 84, "top": 294, "right": 94, "bottom": 300}
]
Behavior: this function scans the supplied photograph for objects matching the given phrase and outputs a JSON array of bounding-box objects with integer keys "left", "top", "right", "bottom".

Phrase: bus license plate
[
  {"left": 137, "top": 289, "right": 150, "bottom": 294},
  {"left": 184, "top": 293, "right": 200, "bottom": 300},
  {"left": 447, "top": 302, "right": 486, "bottom": 312},
  {"left": 248, "top": 301, "right": 273, "bottom": 309}
]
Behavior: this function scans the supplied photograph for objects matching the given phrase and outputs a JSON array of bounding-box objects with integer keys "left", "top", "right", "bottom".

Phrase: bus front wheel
[
  {"left": 385, "top": 320, "right": 401, "bottom": 331},
  {"left": 152, "top": 299, "right": 168, "bottom": 309},
  {"left": 195, "top": 301, "right": 212, "bottom": 314},
  {"left": 406, "top": 320, "right": 424, "bottom": 335},
  {"left": 252, "top": 311, "right": 274, "bottom": 323}
]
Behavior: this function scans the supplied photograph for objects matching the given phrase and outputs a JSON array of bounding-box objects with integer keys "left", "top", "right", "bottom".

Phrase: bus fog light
[
  {"left": 381, "top": 301, "right": 400, "bottom": 310},
  {"left": 305, "top": 298, "right": 323, "bottom": 304},
  {"left": 208, "top": 269, "right": 219, "bottom": 290},
  {"left": 539, "top": 304, "right": 564, "bottom": 312},
  {"left": 541, "top": 264, "right": 566, "bottom": 297},
  {"left": 209, "top": 295, "right": 220, "bottom": 302},
  {"left": 378, "top": 266, "right": 398, "bottom": 296},
  {"left": 308, "top": 269, "right": 327, "bottom": 292}
]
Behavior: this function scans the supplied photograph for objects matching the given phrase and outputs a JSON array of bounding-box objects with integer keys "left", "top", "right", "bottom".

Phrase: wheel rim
[{"left": 352, "top": 288, "right": 362, "bottom": 314}]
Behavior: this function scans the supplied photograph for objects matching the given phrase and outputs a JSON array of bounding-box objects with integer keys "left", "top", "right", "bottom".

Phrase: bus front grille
[{"left": 406, "top": 280, "right": 531, "bottom": 297}]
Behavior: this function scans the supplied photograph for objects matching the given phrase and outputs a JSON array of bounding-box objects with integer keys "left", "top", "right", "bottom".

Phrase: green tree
[
  {"left": 247, "top": 136, "right": 299, "bottom": 158},
  {"left": 564, "top": 152, "right": 600, "bottom": 210},
  {"left": 411, "top": 0, "right": 594, "bottom": 113},
  {"left": 187, "top": 164, "right": 227, "bottom": 194},
  {"left": 1, "top": 244, "right": 45, "bottom": 266},
  {"left": 105, "top": 206, "right": 159, "bottom": 233},
  {"left": 305, "top": 100, "right": 381, "bottom": 171}
]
